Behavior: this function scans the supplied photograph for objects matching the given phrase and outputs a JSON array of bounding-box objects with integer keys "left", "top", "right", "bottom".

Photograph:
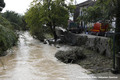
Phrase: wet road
[{"left": 0, "top": 32, "right": 96, "bottom": 80}]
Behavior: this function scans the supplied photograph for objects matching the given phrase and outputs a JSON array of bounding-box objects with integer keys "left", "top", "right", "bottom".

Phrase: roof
[{"left": 76, "top": 0, "right": 95, "bottom": 7}]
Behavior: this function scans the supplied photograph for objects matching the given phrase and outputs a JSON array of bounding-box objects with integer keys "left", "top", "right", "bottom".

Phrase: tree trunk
[
  {"left": 115, "top": 0, "right": 120, "bottom": 53},
  {"left": 52, "top": 25, "right": 58, "bottom": 42},
  {"left": 53, "top": 29, "right": 57, "bottom": 42},
  {"left": 49, "top": 25, "right": 57, "bottom": 42}
]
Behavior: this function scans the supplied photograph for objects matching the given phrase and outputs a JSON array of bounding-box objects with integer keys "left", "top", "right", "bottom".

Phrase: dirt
[
  {"left": 55, "top": 47, "right": 86, "bottom": 63},
  {"left": 55, "top": 46, "right": 113, "bottom": 74},
  {"left": 77, "top": 49, "right": 113, "bottom": 73}
]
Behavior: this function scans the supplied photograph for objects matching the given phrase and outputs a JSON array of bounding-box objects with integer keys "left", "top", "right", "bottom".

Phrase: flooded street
[{"left": 0, "top": 32, "right": 96, "bottom": 80}]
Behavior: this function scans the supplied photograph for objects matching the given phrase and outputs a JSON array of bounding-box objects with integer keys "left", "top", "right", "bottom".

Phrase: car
[
  {"left": 68, "top": 22, "right": 81, "bottom": 33},
  {"left": 105, "top": 29, "right": 115, "bottom": 37}
]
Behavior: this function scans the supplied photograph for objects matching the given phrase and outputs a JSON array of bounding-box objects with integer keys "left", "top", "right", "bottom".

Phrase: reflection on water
[{"left": 0, "top": 31, "right": 96, "bottom": 80}]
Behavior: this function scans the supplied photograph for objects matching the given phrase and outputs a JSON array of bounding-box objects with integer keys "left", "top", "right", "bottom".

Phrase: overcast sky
[{"left": 2, "top": 0, "right": 87, "bottom": 15}]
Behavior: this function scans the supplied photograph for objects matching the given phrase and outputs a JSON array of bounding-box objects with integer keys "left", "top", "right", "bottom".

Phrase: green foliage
[
  {"left": 0, "top": 25, "right": 18, "bottom": 56},
  {"left": 0, "top": 14, "right": 13, "bottom": 29},
  {"left": 78, "top": 0, "right": 116, "bottom": 23},
  {"left": 0, "top": 14, "right": 18, "bottom": 56},
  {"left": 25, "top": 0, "right": 74, "bottom": 40},
  {"left": 25, "top": 6, "right": 45, "bottom": 41},
  {"left": 20, "top": 16, "right": 28, "bottom": 30},
  {"left": 0, "top": 1, "right": 19, "bottom": 56},
  {"left": 0, "top": 0, "right": 5, "bottom": 11},
  {"left": 2, "top": 11, "right": 27, "bottom": 30},
  {"left": 2, "top": 11, "right": 22, "bottom": 25}
]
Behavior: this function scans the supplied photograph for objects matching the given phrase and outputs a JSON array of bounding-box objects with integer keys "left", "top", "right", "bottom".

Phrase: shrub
[
  {"left": 0, "top": 15, "right": 13, "bottom": 29},
  {"left": 0, "top": 25, "right": 18, "bottom": 56}
]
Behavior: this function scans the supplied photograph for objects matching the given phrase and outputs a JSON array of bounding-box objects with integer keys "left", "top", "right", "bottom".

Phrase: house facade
[
  {"left": 74, "top": 0, "right": 96, "bottom": 30},
  {"left": 74, "top": 0, "right": 115, "bottom": 33}
]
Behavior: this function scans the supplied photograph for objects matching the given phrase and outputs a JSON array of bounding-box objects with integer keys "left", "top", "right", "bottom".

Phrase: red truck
[{"left": 90, "top": 23, "right": 109, "bottom": 36}]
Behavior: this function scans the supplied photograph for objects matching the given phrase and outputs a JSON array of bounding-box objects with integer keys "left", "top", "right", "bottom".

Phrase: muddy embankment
[{"left": 55, "top": 27, "right": 113, "bottom": 73}]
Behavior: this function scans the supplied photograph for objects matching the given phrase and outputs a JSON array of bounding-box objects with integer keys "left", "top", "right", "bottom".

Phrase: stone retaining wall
[{"left": 56, "top": 27, "right": 112, "bottom": 58}]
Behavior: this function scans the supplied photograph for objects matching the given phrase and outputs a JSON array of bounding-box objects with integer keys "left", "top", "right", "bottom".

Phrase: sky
[{"left": 2, "top": 0, "right": 87, "bottom": 15}]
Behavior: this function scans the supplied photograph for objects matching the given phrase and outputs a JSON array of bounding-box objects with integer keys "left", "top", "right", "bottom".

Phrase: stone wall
[
  {"left": 84, "top": 34, "right": 112, "bottom": 57},
  {"left": 56, "top": 27, "right": 112, "bottom": 58}
]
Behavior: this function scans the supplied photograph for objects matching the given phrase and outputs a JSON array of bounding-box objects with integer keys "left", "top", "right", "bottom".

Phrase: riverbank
[
  {"left": 55, "top": 46, "right": 113, "bottom": 74},
  {"left": 77, "top": 48, "right": 112, "bottom": 73},
  {"left": 55, "top": 28, "right": 114, "bottom": 74}
]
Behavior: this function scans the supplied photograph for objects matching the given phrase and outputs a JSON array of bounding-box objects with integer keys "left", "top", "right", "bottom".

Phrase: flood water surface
[{"left": 0, "top": 32, "right": 96, "bottom": 80}]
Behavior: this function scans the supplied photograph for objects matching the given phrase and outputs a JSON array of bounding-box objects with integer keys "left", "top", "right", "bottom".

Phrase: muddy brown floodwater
[{"left": 0, "top": 32, "right": 96, "bottom": 80}]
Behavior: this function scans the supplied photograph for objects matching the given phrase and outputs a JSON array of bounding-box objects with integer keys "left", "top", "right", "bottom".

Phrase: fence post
[{"left": 111, "top": 32, "right": 120, "bottom": 74}]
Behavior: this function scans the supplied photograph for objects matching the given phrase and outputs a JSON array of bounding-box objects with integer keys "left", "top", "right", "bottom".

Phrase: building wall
[{"left": 74, "top": 0, "right": 95, "bottom": 30}]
